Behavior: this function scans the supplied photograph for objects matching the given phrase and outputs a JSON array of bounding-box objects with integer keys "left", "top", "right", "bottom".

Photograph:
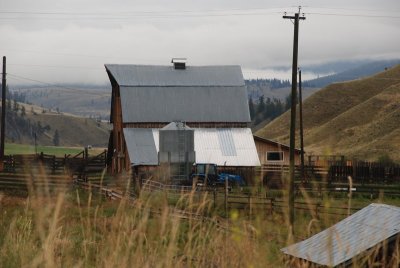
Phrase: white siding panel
[{"left": 126, "top": 128, "right": 260, "bottom": 167}]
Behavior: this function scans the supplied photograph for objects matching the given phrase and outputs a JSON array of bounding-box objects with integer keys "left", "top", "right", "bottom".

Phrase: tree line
[{"left": 249, "top": 95, "right": 292, "bottom": 126}]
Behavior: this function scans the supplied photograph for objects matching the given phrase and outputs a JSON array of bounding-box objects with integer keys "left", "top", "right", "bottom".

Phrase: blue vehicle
[
  {"left": 217, "top": 172, "right": 246, "bottom": 187},
  {"left": 190, "top": 163, "right": 245, "bottom": 187}
]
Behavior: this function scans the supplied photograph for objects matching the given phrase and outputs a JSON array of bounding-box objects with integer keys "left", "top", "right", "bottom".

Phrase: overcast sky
[{"left": 1, "top": 0, "right": 399, "bottom": 85}]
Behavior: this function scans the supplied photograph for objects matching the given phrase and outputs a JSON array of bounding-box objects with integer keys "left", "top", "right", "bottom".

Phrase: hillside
[
  {"left": 4, "top": 102, "right": 110, "bottom": 148},
  {"left": 247, "top": 59, "right": 400, "bottom": 101},
  {"left": 12, "top": 87, "right": 110, "bottom": 119},
  {"left": 256, "top": 64, "right": 400, "bottom": 162},
  {"left": 304, "top": 59, "right": 400, "bottom": 88}
]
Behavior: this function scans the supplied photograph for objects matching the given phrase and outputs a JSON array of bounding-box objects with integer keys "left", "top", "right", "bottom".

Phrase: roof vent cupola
[{"left": 171, "top": 58, "right": 187, "bottom": 70}]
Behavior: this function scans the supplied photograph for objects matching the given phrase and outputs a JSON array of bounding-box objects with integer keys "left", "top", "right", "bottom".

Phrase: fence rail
[
  {"left": 2, "top": 150, "right": 107, "bottom": 177},
  {"left": 261, "top": 162, "right": 400, "bottom": 185},
  {"left": 137, "top": 179, "right": 372, "bottom": 219},
  {"left": 226, "top": 194, "right": 362, "bottom": 218}
]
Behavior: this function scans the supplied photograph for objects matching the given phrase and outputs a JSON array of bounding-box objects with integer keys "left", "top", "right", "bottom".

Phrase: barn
[{"left": 105, "top": 60, "right": 260, "bottom": 183}]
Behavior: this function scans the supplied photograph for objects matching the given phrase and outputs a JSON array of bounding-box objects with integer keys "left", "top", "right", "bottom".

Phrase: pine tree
[
  {"left": 53, "top": 130, "right": 60, "bottom": 146},
  {"left": 6, "top": 99, "right": 11, "bottom": 111},
  {"left": 285, "top": 94, "right": 291, "bottom": 111},
  {"left": 248, "top": 99, "right": 255, "bottom": 120},
  {"left": 13, "top": 99, "right": 19, "bottom": 112},
  {"left": 257, "top": 95, "right": 265, "bottom": 114},
  {"left": 21, "top": 106, "right": 26, "bottom": 117}
]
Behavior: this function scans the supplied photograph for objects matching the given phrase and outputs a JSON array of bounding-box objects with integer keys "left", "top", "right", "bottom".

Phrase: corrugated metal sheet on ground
[
  {"left": 281, "top": 203, "right": 400, "bottom": 267},
  {"left": 119, "top": 86, "right": 250, "bottom": 123},
  {"left": 124, "top": 128, "right": 260, "bottom": 167},
  {"left": 105, "top": 64, "right": 245, "bottom": 86}
]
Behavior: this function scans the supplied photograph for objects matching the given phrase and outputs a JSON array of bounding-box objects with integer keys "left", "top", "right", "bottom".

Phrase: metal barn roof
[
  {"left": 281, "top": 203, "right": 400, "bottom": 267},
  {"left": 105, "top": 64, "right": 245, "bottom": 87},
  {"left": 119, "top": 86, "right": 250, "bottom": 123},
  {"left": 123, "top": 128, "right": 260, "bottom": 167}
]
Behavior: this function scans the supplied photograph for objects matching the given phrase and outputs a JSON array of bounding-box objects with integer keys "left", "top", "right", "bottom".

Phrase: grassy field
[
  {"left": 1, "top": 179, "right": 399, "bottom": 267},
  {"left": 4, "top": 143, "right": 105, "bottom": 156},
  {"left": 256, "top": 64, "right": 400, "bottom": 162}
]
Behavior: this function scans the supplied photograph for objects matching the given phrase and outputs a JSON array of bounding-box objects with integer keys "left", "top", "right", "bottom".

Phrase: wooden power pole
[
  {"left": 299, "top": 69, "right": 305, "bottom": 182},
  {"left": 283, "top": 10, "right": 305, "bottom": 236},
  {"left": 1, "top": 56, "right": 6, "bottom": 168}
]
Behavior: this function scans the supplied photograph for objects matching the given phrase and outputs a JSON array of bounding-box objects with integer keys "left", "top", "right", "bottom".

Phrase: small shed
[
  {"left": 253, "top": 135, "right": 302, "bottom": 165},
  {"left": 281, "top": 203, "right": 400, "bottom": 267}
]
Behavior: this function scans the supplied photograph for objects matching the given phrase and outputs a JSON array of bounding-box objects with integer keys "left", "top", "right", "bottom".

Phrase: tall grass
[
  {"left": 0, "top": 167, "right": 399, "bottom": 267},
  {"left": 0, "top": 180, "right": 276, "bottom": 267}
]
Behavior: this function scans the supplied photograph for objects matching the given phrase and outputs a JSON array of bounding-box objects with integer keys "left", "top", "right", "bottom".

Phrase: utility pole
[
  {"left": 298, "top": 69, "right": 305, "bottom": 183},
  {"left": 283, "top": 8, "right": 305, "bottom": 237},
  {"left": 1, "top": 56, "right": 6, "bottom": 169}
]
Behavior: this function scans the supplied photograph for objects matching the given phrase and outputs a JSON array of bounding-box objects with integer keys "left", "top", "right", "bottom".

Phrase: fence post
[
  {"left": 248, "top": 194, "right": 251, "bottom": 219},
  {"left": 52, "top": 155, "right": 56, "bottom": 174},
  {"left": 352, "top": 159, "right": 357, "bottom": 183},
  {"left": 224, "top": 178, "right": 228, "bottom": 217},
  {"left": 315, "top": 202, "right": 320, "bottom": 219},
  {"left": 213, "top": 188, "right": 217, "bottom": 209},
  {"left": 267, "top": 198, "right": 274, "bottom": 215}
]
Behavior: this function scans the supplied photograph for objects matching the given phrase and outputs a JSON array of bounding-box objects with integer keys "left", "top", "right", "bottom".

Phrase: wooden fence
[
  {"left": 226, "top": 194, "right": 361, "bottom": 218},
  {"left": 3, "top": 150, "right": 107, "bottom": 174},
  {"left": 136, "top": 179, "right": 370, "bottom": 219},
  {"left": 261, "top": 161, "right": 400, "bottom": 185},
  {"left": 0, "top": 150, "right": 108, "bottom": 191}
]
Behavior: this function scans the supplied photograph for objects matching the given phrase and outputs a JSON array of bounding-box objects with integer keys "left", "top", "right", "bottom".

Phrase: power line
[
  {"left": 0, "top": 6, "right": 399, "bottom": 16},
  {"left": 0, "top": 12, "right": 281, "bottom": 21},
  {"left": 309, "top": 6, "right": 400, "bottom": 13},
  {"left": 0, "top": 7, "right": 290, "bottom": 16},
  {"left": 7, "top": 73, "right": 109, "bottom": 96},
  {"left": 0, "top": 8, "right": 398, "bottom": 20},
  {"left": 307, "top": 12, "right": 400, "bottom": 19},
  {"left": 9, "top": 63, "right": 103, "bottom": 70}
]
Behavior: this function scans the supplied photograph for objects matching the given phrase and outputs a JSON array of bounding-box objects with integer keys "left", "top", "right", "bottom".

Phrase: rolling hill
[
  {"left": 4, "top": 102, "right": 110, "bottom": 148},
  {"left": 304, "top": 59, "right": 400, "bottom": 88},
  {"left": 12, "top": 86, "right": 110, "bottom": 119},
  {"left": 256, "top": 64, "right": 400, "bottom": 162}
]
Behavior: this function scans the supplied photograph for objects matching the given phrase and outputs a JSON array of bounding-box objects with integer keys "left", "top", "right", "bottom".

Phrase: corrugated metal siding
[
  {"left": 105, "top": 64, "right": 245, "bottom": 86},
  {"left": 123, "top": 129, "right": 158, "bottom": 166},
  {"left": 124, "top": 128, "right": 260, "bottom": 167},
  {"left": 281, "top": 203, "right": 400, "bottom": 267},
  {"left": 217, "top": 129, "right": 237, "bottom": 156},
  {"left": 119, "top": 86, "right": 250, "bottom": 123},
  {"left": 193, "top": 128, "right": 260, "bottom": 166}
]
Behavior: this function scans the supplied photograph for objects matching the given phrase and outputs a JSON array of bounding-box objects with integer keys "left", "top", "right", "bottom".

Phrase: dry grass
[
  {"left": 0, "top": 186, "right": 282, "bottom": 267},
  {"left": 0, "top": 169, "right": 399, "bottom": 267},
  {"left": 25, "top": 113, "right": 110, "bottom": 147},
  {"left": 256, "top": 64, "right": 400, "bottom": 162}
]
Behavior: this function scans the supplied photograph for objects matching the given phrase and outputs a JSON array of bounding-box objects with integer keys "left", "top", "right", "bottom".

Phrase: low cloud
[{"left": 1, "top": 0, "right": 399, "bottom": 84}]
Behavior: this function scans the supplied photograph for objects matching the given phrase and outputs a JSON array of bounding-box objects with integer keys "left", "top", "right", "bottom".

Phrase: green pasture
[{"left": 4, "top": 143, "right": 85, "bottom": 156}]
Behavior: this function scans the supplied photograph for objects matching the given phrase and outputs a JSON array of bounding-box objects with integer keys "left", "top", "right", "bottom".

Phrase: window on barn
[{"left": 267, "top": 152, "right": 284, "bottom": 162}]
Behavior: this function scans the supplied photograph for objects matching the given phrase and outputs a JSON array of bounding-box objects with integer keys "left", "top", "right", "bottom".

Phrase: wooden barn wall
[
  {"left": 254, "top": 139, "right": 300, "bottom": 165},
  {"left": 110, "top": 84, "right": 131, "bottom": 174}
]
